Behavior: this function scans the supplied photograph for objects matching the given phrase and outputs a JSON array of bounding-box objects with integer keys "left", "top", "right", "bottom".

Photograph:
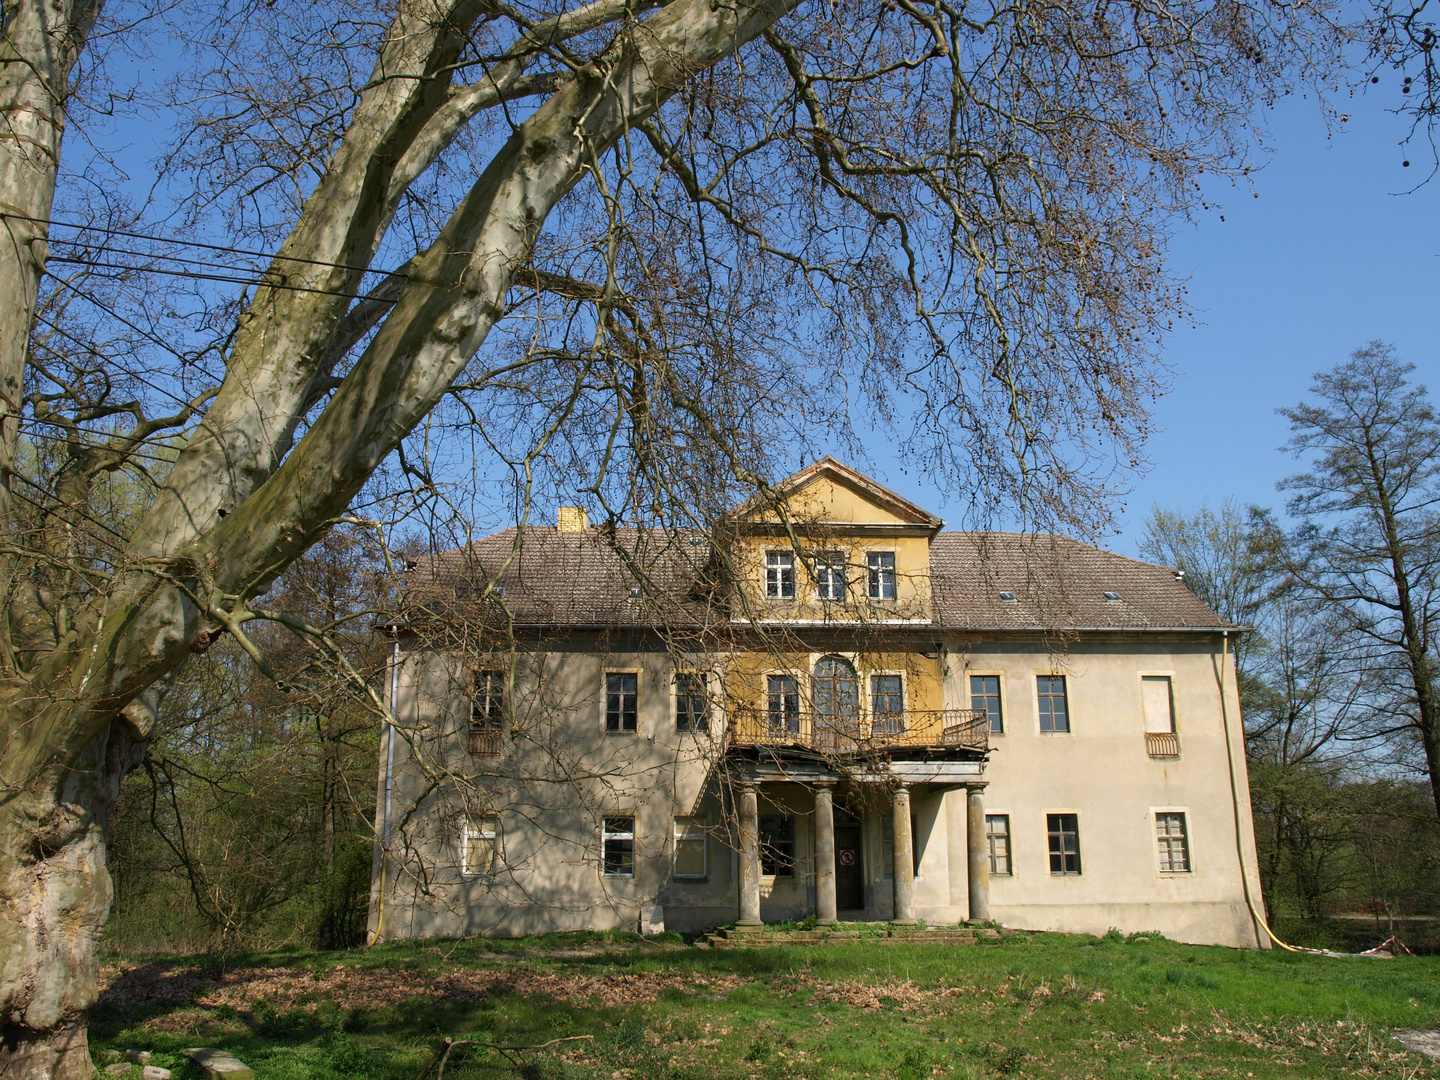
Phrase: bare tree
[
  {"left": 1, "top": 0, "right": 1340, "bottom": 1072},
  {"left": 1278, "top": 346, "right": 1440, "bottom": 822}
]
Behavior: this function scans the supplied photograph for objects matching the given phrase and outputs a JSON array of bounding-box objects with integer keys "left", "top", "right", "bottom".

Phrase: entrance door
[{"left": 835, "top": 823, "right": 864, "bottom": 911}]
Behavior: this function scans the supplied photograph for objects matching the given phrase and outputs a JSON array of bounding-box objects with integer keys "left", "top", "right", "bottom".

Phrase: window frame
[
  {"left": 765, "top": 550, "right": 796, "bottom": 599},
  {"left": 674, "top": 671, "right": 710, "bottom": 733},
  {"left": 602, "top": 815, "right": 637, "bottom": 877},
  {"left": 985, "top": 813, "right": 1012, "bottom": 876},
  {"left": 866, "top": 550, "right": 897, "bottom": 600},
  {"left": 765, "top": 672, "right": 801, "bottom": 733},
  {"left": 1154, "top": 809, "right": 1192, "bottom": 874},
  {"left": 461, "top": 814, "right": 499, "bottom": 879},
  {"left": 969, "top": 672, "right": 1005, "bottom": 735},
  {"left": 603, "top": 669, "right": 641, "bottom": 734},
  {"left": 470, "top": 669, "right": 507, "bottom": 731},
  {"left": 815, "top": 551, "right": 847, "bottom": 601},
  {"left": 1036, "top": 674, "right": 1071, "bottom": 733},
  {"left": 1046, "top": 812, "right": 1082, "bottom": 875},
  {"left": 759, "top": 815, "right": 796, "bottom": 878},
  {"left": 673, "top": 816, "right": 708, "bottom": 879},
  {"left": 869, "top": 671, "right": 906, "bottom": 735}
]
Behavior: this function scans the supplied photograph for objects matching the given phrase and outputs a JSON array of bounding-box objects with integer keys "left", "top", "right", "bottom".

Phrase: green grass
[{"left": 90, "top": 931, "right": 1440, "bottom": 1079}]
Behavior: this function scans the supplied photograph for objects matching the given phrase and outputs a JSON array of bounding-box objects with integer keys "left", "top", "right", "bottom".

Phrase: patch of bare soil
[{"left": 97, "top": 961, "right": 749, "bottom": 1015}]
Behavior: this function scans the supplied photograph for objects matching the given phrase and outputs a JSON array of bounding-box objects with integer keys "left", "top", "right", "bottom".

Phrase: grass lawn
[{"left": 91, "top": 930, "right": 1440, "bottom": 1079}]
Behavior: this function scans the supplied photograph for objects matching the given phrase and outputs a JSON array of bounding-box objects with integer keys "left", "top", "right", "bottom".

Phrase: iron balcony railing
[
  {"left": 729, "top": 707, "right": 988, "bottom": 754},
  {"left": 1145, "top": 731, "right": 1180, "bottom": 758}
]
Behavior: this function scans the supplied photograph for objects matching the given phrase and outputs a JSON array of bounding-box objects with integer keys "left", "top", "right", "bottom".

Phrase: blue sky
[{"left": 867, "top": 89, "right": 1440, "bottom": 556}]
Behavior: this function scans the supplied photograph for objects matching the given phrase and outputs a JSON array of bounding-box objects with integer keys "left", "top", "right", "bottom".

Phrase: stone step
[{"left": 703, "top": 926, "right": 991, "bottom": 947}]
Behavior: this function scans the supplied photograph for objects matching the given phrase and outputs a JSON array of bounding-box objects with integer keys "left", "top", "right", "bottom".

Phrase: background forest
[{"left": 100, "top": 347, "right": 1440, "bottom": 956}]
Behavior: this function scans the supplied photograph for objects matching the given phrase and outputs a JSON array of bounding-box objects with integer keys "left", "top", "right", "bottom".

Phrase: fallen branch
[{"left": 415, "top": 1034, "right": 596, "bottom": 1079}]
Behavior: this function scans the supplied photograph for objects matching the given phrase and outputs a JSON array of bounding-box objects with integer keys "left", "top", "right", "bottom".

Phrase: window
[
  {"left": 472, "top": 670, "right": 506, "bottom": 729},
  {"left": 463, "top": 815, "right": 498, "bottom": 877},
  {"left": 765, "top": 551, "right": 795, "bottom": 598},
  {"left": 767, "top": 674, "right": 800, "bottom": 732},
  {"left": 675, "top": 672, "right": 709, "bottom": 732},
  {"left": 759, "top": 816, "right": 795, "bottom": 877},
  {"left": 1142, "top": 676, "right": 1175, "bottom": 734},
  {"left": 867, "top": 551, "right": 896, "bottom": 600},
  {"left": 816, "top": 553, "right": 846, "bottom": 601},
  {"left": 605, "top": 672, "right": 638, "bottom": 732},
  {"left": 1047, "top": 813, "right": 1081, "bottom": 875},
  {"left": 674, "top": 816, "right": 707, "bottom": 878},
  {"left": 1156, "top": 812, "right": 1190, "bottom": 872},
  {"left": 871, "top": 674, "right": 904, "bottom": 734},
  {"left": 971, "top": 675, "right": 1003, "bottom": 734},
  {"left": 986, "top": 814, "right": 1012, "bottom": 876},
  {"left": 470, "top": 670, "right": 506, "bottom": 754},
  {"left": 602, "top": 816, "right": 635, "bottom": 876},
  {"left": 1037, "top": 675, "right": 1070, "bottom": 732}
]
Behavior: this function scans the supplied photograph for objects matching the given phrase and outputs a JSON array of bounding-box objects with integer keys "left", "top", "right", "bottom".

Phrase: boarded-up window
[
  {"left": 463, "top": 816, "right": 498, "bottom": 877},
  {"left": 1142, "top": 676, "right": 1175, "bottom": 734},
  {"left": 674, "top": 817, "right": 707, "bottom": 878}
]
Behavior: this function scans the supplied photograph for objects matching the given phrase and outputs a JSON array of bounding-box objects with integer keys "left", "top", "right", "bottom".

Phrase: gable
[{"left": 729, "top": 456, "right": 943, "bottom": 532}]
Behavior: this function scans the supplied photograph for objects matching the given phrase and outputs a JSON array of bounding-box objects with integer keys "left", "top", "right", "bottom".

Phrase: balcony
[
  {"left": 1145, "top": 731, "right": 1180, "bottom": 758},
  {"left": 728, "top": 707, "right": 988, "bottom": 755},
  {"left": 469, "top": 727, "right": 503, "bottom": 756}
]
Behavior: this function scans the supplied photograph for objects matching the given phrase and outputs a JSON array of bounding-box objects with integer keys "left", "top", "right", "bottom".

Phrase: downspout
[
  {"left": 374, "top": 634, "right": 400, "bottom": 943},
  {"left": 1214, "top": 629, "right": 1297, "bottom": 952}
]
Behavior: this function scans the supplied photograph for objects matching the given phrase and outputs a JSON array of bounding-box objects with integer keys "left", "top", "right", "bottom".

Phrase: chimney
[{"left": 557, "top": 506, "right": 589, "bottom": 532}]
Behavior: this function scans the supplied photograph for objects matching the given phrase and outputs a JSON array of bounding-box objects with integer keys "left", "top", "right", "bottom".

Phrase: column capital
[
  {"left": 812, "top": 779, "right": 837, "bottom": 791},
  {"left": 736, "top": 778, "right": 759, "bottom": 793},
  {"left": 966, "top": 782, "right": 989, "bottom": 794}
]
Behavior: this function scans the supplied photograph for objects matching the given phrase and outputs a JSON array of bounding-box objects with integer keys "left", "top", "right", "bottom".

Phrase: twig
[{"left": 415, "top": 1034, "right": 595, "bottom": 1080}]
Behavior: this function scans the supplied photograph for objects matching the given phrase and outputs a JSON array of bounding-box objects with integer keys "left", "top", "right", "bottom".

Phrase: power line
[
  {"left": 43, "top": 254, "right": 404, "bottom": 302},
  {"left": 0, "top": 211, "right": 412, "bottom": 279}
]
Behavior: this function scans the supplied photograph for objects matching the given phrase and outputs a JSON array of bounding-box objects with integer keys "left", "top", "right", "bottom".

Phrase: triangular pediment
[{"left": 728, "top": 457, "right": 944, "bottom": 532}]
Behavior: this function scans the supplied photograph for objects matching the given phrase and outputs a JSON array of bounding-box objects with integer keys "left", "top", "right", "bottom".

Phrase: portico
[{"left": 727, "top": 751, "right": 990, "bottom": 928}]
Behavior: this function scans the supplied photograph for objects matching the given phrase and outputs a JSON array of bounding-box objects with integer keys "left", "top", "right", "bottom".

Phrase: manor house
[{"left": 367, "top": 459, "right": 1267, "bottom": 947}]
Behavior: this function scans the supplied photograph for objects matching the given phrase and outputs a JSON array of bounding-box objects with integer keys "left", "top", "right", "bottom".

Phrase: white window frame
[
  {"left": 866, "top": 550, "right": 897, "bottom": 600},
  {"left": 461, "top": 814, "right": 499, "bottom": 879},
  {"left": 763, "top": 669, "right": 802, "bottom": 733},
  {"left": 815, "top": 551, "right": 847, "bottom": 601},
  {"left": 673, "top": 816, "right": 708, "bottom": 879},
  {"left": 968, "top": 670, "right": 1006, "bottom": 736},
  {"left": 765, "top": 550, "right": 796, "bottom": 599},
  {"left": 601, "top": 668, "right": 642, "bottom": 734},
  {"left": 602, "top": 815, "right": 637, "bottom": 877},
  {"left": 1153, "top": 807, "right": 1193, "bottom": 874}
]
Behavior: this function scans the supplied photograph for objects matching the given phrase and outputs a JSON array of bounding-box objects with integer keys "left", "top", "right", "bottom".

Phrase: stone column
[
  {"left": 813, "top": 782, "right": 838, "bottom": 925},
  {"left": 967, "top": 786, "right": 991, "bottom": 922},
  {"left": 891, "top": 784, "right": 917, "bottom": 925},
  {"left": 737, "top": 780, "right": 762, "bottom": 928}
]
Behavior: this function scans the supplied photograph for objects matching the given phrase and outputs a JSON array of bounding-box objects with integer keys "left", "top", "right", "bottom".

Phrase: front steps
[{"left": 699, "top": 924, "right": 1008, "bottom": 948}]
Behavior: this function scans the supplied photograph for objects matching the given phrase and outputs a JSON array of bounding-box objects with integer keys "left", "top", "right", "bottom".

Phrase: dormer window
[
  {"left": 816, "top": 553, "right": 846, "bottom": 601},
  {"left": 867, "top": 552, "right": 896, "bottom": 600},
  {"left": 765, "top": 551, "right": 795, "bottom": 598}
]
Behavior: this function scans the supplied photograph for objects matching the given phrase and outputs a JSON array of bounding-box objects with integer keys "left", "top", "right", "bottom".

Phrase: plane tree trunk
[{"left": 0, "top": 0, "right": 796, "bottom": 1074}]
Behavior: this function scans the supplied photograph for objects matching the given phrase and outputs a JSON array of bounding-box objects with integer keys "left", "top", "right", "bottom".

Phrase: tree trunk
[{"left": 0, "top": 717, "right": 147, "bottom": 1079}]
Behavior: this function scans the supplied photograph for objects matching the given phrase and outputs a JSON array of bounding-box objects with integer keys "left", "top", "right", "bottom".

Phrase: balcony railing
[
  {"left": 469, "top": 727, "right": 503, "bottom": 756},
  {"left": 1145, "top": 731, "right": 1180, "bottom": 758},
  {"left": 729, "top": 708, "right": 988, "bottom": 754}
]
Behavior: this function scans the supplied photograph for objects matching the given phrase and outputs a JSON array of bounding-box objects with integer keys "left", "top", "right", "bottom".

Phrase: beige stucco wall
[
  {"left": 952, "top": 633, "right": 1266, "bottom": 948},
  {"left": 368, "top": 628, "right": 1266, "bottom": 948}
]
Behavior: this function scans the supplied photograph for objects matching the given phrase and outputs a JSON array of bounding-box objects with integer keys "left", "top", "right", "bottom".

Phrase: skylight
[
  {"left": 999, "top": 591, "right": 1017, "bottom": 602},
  {"left": 1104, "top": 591, "right": 1122, "bottom": 601}
]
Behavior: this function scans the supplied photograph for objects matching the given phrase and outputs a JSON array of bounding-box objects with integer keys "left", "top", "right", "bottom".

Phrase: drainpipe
[
  {"left": 1215, "top": 629, "right": 1296, "bottom": 952},
  {"left": 374, "top": 631, "right": 401, "bottom": 943}
]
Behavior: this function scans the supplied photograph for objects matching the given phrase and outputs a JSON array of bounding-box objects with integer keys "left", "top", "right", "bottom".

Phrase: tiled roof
[
  {"left": 405, "top": 527, "right": 1232, "bottom": 633},
  {"left": 928, "top": 532, "right": 1232, "bottom": 630}
]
